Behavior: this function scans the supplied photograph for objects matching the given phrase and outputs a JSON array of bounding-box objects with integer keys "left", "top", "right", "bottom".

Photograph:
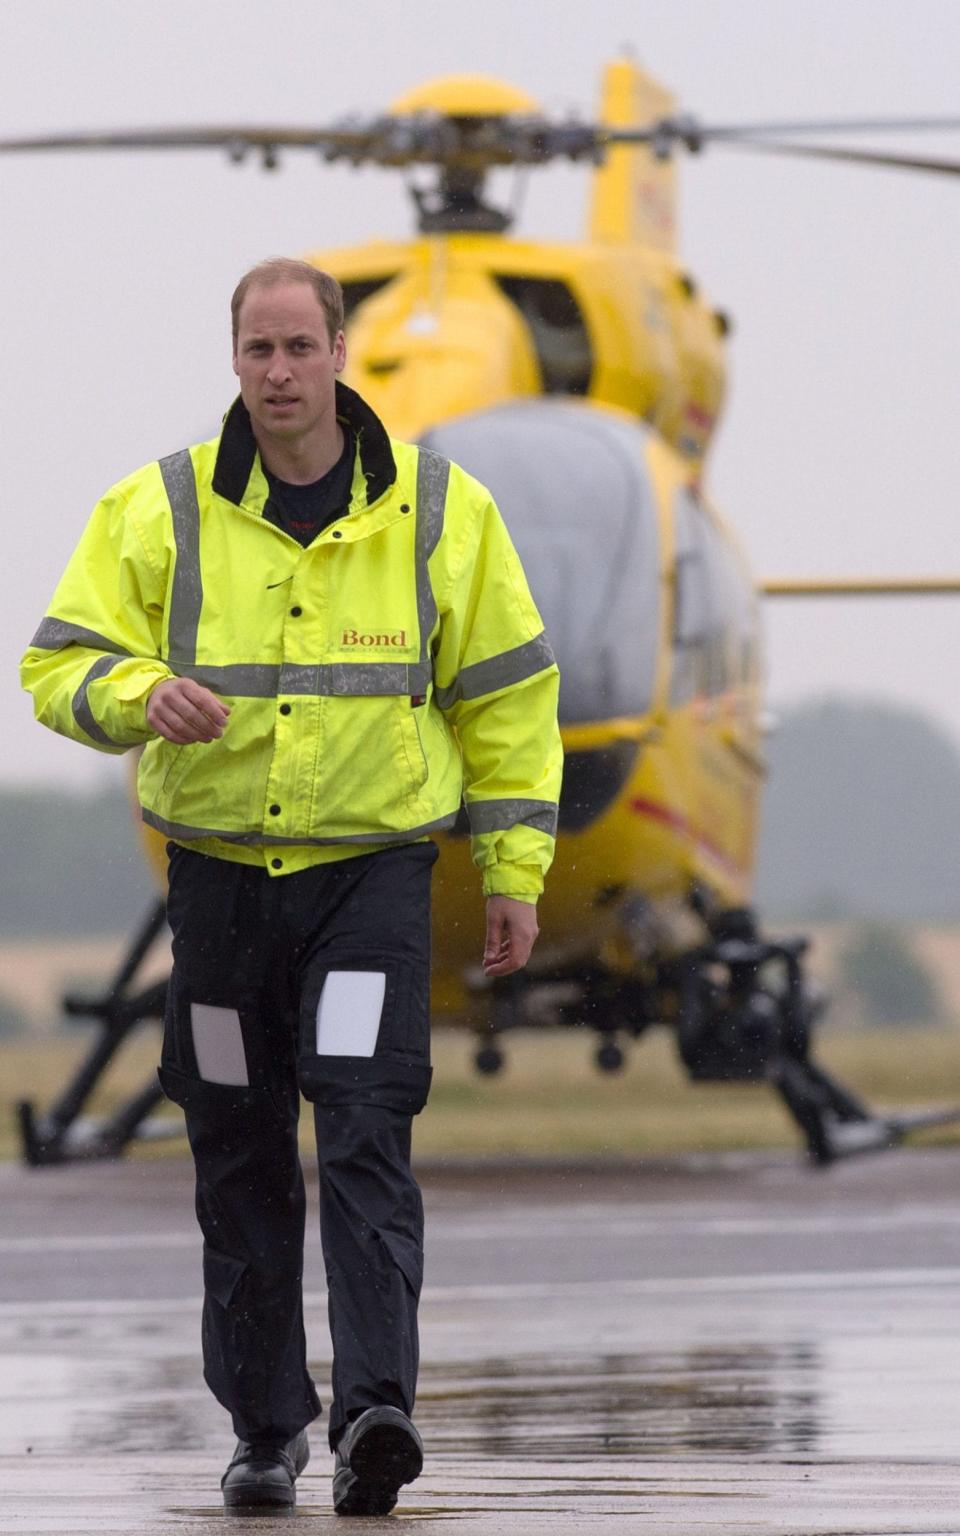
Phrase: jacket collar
[{"left": 211, "top": 381, "right": 397, "bottom": 509}]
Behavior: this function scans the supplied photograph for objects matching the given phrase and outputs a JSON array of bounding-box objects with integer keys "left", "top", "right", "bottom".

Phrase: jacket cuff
[
  {"left": 107, "top": 662, "right": 175, "bottom": 740},
  {"left": 482, "top": 863, "right": 543, "bottom": 901}
]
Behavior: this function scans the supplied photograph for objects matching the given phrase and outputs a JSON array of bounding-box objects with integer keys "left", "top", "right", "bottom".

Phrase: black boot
[
  {"left": 332, "top": 1406, "right": 423, "bottom": 1516},
  {"left": 222, "top": 1428, "right": 310, "bottom": 1508}
]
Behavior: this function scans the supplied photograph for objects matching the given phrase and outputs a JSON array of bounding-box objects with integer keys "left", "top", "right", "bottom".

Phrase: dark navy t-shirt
[{"left": 263, "top": 428, "right": 354, "bottom": 547}]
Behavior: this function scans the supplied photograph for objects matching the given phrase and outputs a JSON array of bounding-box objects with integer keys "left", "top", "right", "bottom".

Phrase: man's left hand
[{"left": 483, "top": 896, "right": 539, "bottom": 977}]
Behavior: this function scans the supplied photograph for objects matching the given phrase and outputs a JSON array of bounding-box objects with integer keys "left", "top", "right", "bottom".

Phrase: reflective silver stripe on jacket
[
  {"left": 159, "top": 444, "right": 449, "bottom": 694},
  {"left": 30, "top": 617, "right": 133, "bottom": 655},
  {"left": 466, "top": 798, "right": 559, "bottom": 837},
  {"left": 72, "top": 655, "right": 128, "bottom": 748},
  {"left": 169, "top": 659, "right": 434, "bottom": 698},
  {"left": 159, "top": 449, "right": 203, "bottom": 668},
  {"left": 414, "top": 447, "right": 449, "bottom": 669},
  {"left": 434, "top": 632, "right": 556, "bottom": 711},
  {"left": 142, "top": 807, "right": 460, "bottom": 845}
]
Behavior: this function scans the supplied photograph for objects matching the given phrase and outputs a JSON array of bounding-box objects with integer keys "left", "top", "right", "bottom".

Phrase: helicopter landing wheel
[
  {"left": 595, "top": 1038, "right": 625, "bottom": 1073},
  {"left": 474, "top": 1043, "right": 505, "bottom": 1076}
]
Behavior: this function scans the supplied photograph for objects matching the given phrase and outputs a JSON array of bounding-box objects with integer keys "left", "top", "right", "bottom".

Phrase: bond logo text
[{"left": 342, "top": 628, "right": 408, "bottom": 648}]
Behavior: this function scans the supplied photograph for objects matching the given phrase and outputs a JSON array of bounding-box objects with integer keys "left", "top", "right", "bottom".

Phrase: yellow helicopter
[{"left": 8, "top": 57, "right": 960, "bottom": 1166}]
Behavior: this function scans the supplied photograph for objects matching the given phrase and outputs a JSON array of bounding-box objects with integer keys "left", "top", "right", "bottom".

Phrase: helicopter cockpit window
[
  {"left": 670, "top": 490, "right": 757, "bottom": 703},
  {"left": 494, "top": 277, "right": 593, "bottom": 396},
  {"left": 421, "top": 401, "right": 661, "bottom": 726},
  {"left": 340, "top": 276, "right": 398, "bottom": 324}
]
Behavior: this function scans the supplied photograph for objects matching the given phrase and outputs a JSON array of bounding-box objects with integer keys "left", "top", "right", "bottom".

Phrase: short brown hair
[{"left": 231, "top": 258, "right": 345, "bottom": 346}]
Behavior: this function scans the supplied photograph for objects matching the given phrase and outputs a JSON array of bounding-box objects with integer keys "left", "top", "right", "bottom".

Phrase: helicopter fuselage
[{"left": 314, "top": 233, "right": 729, "bottom": 477}]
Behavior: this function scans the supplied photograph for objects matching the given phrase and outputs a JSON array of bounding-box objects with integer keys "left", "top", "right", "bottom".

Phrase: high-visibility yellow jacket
[{"left": 21, "top": 384, "right": 562, "bottom": 899}]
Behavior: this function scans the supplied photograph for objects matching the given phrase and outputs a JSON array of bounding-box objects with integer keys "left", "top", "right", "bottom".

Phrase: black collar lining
[{"left": 211, "top": 381, "right": 397, "bottom": 509}]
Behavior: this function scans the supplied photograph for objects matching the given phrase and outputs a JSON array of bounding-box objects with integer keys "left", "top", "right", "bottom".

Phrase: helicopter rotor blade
[
  {"left": 710, "top": 139, "right": 960, "bottom": 178},
  {"left": 608, "top": 113, "right": 960, "bottom": 145},
  {"left": 0, "top": 118, "right": 541, "bottom": 170},
  {"left": 685, "top": 114, "right": 960, "bottom": 141},
  {"left": 3, "top": 112, "right": 960, "bottom": 178},
  {"left": 606, "top": 113, "right": 960, "bottom": 176},
  {"left": 0, "top": 128, "right": 317, "bottom": 151},
  {"left": 0, "top": 125, "right": 387, "bottom": 164}
]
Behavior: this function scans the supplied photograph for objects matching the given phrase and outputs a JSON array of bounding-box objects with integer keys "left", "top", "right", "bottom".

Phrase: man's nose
[{"left": 266, "top": 353, "right": 292, "bottom": 384}]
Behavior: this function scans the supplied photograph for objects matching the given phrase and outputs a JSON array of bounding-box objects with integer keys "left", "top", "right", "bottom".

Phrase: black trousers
[{"left": 158, "top": 841, "right": 437, "bottom": 1450}]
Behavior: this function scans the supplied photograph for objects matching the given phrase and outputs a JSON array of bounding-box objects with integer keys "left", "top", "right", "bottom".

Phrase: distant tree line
[
  {"left": 756, "top": 697, "right": 960, "bottom": 922},
  {"left": 836, "top": 922, "right": 942, "bottom": 1026},
  {"left": 0, "top": 784, "right": 154, "bottom": 936}
]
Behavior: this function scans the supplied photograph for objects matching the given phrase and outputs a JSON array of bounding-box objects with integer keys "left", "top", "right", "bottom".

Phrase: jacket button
[
  {"left": 290, "top": 605, "right": 302, "bottom": 617},
  {"left": 271, "top": 858, "right": 283, "bottom": 870},
  {"left": 331, "top": 530, "right": 343, "bottom": 539},
  {"left": 400, "top": 503, "right": 410, "bottom": 513},
  {"left": 269, "top": 804, "right": 281, "bottom": 816},
  {"left": 279, "top": 703, "right": 292, "bottom": 716}
]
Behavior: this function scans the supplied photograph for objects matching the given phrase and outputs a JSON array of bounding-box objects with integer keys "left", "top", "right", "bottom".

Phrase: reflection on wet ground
[
  {"left": 0, "top": 1336, "right": 822, "bottom": 1461},
  {"left": 417, "top": 1345, "right": 822, "bottom": 1459}
]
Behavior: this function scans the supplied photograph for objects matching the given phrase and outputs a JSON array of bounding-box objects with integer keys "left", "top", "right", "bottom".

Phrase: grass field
[{"left": 3, "top": 1022, "right": 960, "bottom": 1165}]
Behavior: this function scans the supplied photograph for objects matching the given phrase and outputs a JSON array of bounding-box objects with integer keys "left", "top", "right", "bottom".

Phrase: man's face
[{"left": 232, "top": 280, "right": 346, "bottom": 446}]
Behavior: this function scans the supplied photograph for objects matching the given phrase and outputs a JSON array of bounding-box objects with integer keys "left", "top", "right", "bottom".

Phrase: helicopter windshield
[{"left": 421, "top": 402, "right": 661, "bottom": 724}]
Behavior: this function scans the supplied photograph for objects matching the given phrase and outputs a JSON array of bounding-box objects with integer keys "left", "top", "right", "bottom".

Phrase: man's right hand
[{"left": 146, "top": 677, "right": 230, "bottom": 744}]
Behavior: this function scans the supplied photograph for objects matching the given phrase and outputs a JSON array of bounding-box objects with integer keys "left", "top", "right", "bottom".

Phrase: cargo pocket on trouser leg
[
  {"left": 296, "top": 951, "right": 432, "bottom": 1115},
  {"left": 200, "top": 1245, "right": 249, "bottom": 1404},
  {"left": 314, "top": 1102, "right": 425, "bottom": 1447},
  {"left": 157, "top": 1063, "right": 322, "bottom": 1443},
  {"left": 157, "top": 1062, "right": 288, "bottom": 1158},
  {"left": 203, "top": 1244, "right": 248, "bottom": 1308}
]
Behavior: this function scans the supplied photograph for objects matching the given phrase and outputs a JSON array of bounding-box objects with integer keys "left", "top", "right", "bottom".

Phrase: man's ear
[{"left": 334, "top": 331, "right": 347, "bottom": 374}]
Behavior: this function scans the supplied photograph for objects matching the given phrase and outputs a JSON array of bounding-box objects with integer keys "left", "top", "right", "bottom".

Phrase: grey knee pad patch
[{"left": 190, "top": 1003, "right": 249, "bottom": 1086}]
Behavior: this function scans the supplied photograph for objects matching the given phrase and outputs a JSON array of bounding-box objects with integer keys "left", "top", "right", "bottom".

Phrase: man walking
[{"left": 21, "top": 258, "right": 562, "bottom": 1514}]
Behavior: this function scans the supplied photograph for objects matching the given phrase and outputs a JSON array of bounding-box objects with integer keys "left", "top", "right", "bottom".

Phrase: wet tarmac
[{"left": 1, "top": 1147, "right": 959, "bottom": 1532}]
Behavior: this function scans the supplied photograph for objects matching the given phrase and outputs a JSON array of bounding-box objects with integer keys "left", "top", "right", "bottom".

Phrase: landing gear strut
[
  {"left": 470, "top": 905, "right": 960, "bottom": 1165},
  {"left": 17, "top": 900, "right": 174, "bottom": 1166},
  {"left": 675, "top": 907, "right": 960, "bottom": 1164}
]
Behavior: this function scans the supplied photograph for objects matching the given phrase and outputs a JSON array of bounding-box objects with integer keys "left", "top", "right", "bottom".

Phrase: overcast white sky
[{"left": 2, "top": 0, "right": 959, "bottom": 788}]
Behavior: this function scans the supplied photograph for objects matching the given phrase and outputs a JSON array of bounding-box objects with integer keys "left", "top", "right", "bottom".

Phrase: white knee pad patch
[
  {"left": 315, "top": 971, "right": 386, "bottom": 1057},
  {"left": 190, "top": 1003, "right": 249, "bottom": 1086}
]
